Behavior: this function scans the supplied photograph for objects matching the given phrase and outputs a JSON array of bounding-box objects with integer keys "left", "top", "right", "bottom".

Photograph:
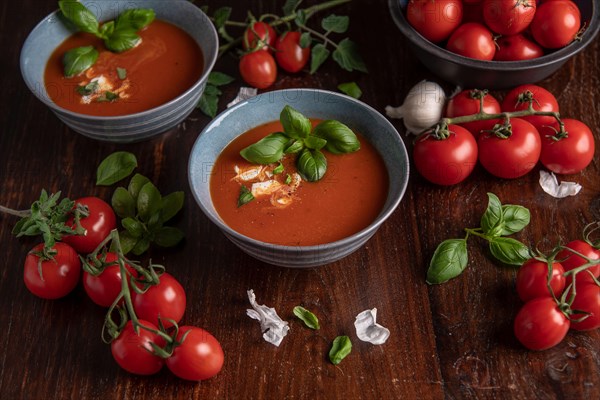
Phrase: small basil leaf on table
[
  {"left": 122, "top": 217, "right": 144, "bottom": 238},
  {"left": 128, "top": 173, "right": 150, "bottom": 201},
  {"left": 111, "top": 187, "right": 136, "bottom": 219},
  {"left": 137, "top": 182, "right": 162, "bottom": 221},
  {"left": 426, "top": 239, "right": 468, "bottom": 284},
  {"left": 160, "top": 192, "right": 185, "bottom": 223},
  {"left": 303, "top": 136, "right": 327, "bottom": 151},
  {"left": 500, "top": 205, "right": 530, "bottom": 236},
  {"left": 63, "top": 46, "right": 98, "bottom": 78},
  {"left": 59, "top": 0, "right": 100, "bottom": 34},
  {"left": 284, "top": 139, "right": 304, "bottom": 154},
  {"left": 153, "top": 226, "right": 185, "bottom": 248},
  {"left": 480, "top": 192, "right": 504, "bottom": 237},
  {"left": 238, "top": 186, "right": 255, "bottom": 207},
  {"left": 207, "top": 71, "right": 235, "bottom": 86},
  {"left": 96, "top": 151, "right": 138, "bottom": 186},
  {"left": 488, "top": 237, "right": 530, "bottom": 266},
  {"left": 313, "top": 120, "right": 360, "bottom": 154},
  {"left": 104, "top": 29, "right": 141, "bottom": 53},
  {"left": 197, "top": 92, "right": 219, "bottom": 119},
  {"left": 337, "top": 82, "right": 362, "bottom": 99},
  {"left": 309, "top": 43, "right": 330, "bottom": 74},
  {"left": 329, "top": 336, "right": 352, "bottom": 365},
  {"left": 115, "top": 9, "right": 155, "bottom": 30},
  {"left": 297, "top": 148, "right": 327, "bottom": 182},
  {"left": 293, "top": 306, "right": 320, "bottom": 329},
  {"left": 280, "top": 105, "right": 311, "bottom": 139},
  {"left": 240, "top": 132, "right": 289, "bottom": 164}
]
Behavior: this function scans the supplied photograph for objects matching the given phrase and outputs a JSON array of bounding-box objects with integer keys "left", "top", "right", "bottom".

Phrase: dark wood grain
[{"left": 1, "top": 1, "right": 599, "bottom": 399}]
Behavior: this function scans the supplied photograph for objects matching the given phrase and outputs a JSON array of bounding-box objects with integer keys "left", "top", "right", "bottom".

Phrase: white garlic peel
[
  {"left": 385, "top": 80, "right": 446, "bottom": 135},
  {"left": 354, "top": 308, "right": 390, "bottom": 345},
  {"left": 539, "top": 170, "right": 582, "bottom": 198},
  {"left": 246, "top": 289, "right": 290, "bottom": 347}
]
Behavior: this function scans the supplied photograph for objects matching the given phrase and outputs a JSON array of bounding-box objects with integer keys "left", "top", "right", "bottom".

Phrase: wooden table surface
[{"left": 1, "top": 1, "right": 599, "bottom": 399}]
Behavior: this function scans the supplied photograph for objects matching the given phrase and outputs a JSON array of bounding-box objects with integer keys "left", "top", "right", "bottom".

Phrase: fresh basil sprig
[
  {"left": 427, "top": 193, "right": 531, "bottom": 285},
  {"left": 329, "top": 336, "right": 352, "bottom": 365},
  {"left": 239, "top": 105, "right": 360, "bottom": 183}
]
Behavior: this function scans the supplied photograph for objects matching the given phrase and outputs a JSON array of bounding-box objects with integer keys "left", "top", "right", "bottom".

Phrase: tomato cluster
[
  {"left": 406, "top": 0, "right": 582, "bottom": 61},
  {"left": 514, "top": 239, "right": 600, "bottom": 351},
  {"left": 239, "top": 22, "right": 310, "bottom": 89},
  {"left": 414, "top": 84, "right": 595, "bottom": 185}
]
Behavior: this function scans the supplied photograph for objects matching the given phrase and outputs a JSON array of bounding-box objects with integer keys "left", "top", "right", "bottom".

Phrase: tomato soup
[
  {"left": 210, "top": 121, "right": 389, "bottom": 246},
  {"left": 44, "top": 20, "right": 203, "bottom": 116}
]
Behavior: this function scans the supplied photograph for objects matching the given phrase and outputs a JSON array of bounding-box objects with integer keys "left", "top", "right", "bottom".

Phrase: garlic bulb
[{"left": 385, "top": 80, "right": 446, "bottom": 135}]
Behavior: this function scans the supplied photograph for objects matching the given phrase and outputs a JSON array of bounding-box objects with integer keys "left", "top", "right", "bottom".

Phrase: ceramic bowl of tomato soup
[
  {"left": 389, "top": 0, "right": 599, "bottom": 89},
  {"left": 20, "top": 0, "right": 217, "bottom": 142},
  {"left": 188, "top": 89, "right": 410, "bottom": 268}
]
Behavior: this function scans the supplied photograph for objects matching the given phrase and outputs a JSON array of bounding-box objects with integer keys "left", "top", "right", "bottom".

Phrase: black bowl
[{"left": 389, "top": 0, "right": 599, "bottom": 89}]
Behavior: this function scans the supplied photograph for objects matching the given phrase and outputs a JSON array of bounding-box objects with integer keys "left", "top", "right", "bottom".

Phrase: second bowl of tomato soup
[
  {"left": 188, "top": 89, "right": 410, "bottom": 268},
  {"left": 20, "top": 0, "right": 218, "bottom": 142}
]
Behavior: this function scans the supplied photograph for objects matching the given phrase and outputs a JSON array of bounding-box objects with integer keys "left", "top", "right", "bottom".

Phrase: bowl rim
[
  {"left": 388, "top": 0, "right": 600, "bottom": 71},
  {"left": 19, "top": 0, "right": 218, "bottom": 121},
  {"left": 188, "top": 88, "right": 410, "bottom": 252}
]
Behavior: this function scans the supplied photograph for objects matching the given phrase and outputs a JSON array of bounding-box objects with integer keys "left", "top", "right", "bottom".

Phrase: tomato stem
[
  {"left": 441, "top": 109, "right": 561, "bottom": 127},
  {"left": 0, "top": 205, "right": 30, "bottom": 218}
]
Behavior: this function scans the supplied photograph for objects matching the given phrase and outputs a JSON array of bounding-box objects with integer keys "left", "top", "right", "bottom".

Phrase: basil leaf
[
  {"left": 128, "top": 174, "right": 150, "bottom": 201},
  {"left": 322, "top": 14, "right": 349, "bottom": 33},
  {"left": 238, "top": 185, "right": 254, "bottom": 207},
  {"left": 203, "top": 85, "right": 222, "bottom": 97},
  {"left": 104, "top": 29, "right": 141, "bottom": 53},
  {"left": 122, "top": 217, "right": 144, "bottom": 238},
  {"left": 76, "top": 81, "right": 99, "bottom": 96},
  {"left": 240, "top": 132, "right": 289, "bottom": 164},
  {"left": 153, "top": 226, "right": 185, "bottom": 247},
  {"left": 282, "top": 0, "right": 301, "bottom": 15},
  {"left": 426, "top": 239, "right": 468, "bottom": 284},
  {"left": 284, "top": 139, "right": 304, "bottom": 154},
  {"left": 58, "top": 0, "right": 99, "bottom": 34},
  {"left": 501, "top": 205, "right": 530, "bottom": 236},
  {"left": 280, "top": 105, "right": 311, "bottom": 140},
  {"left": 132, "top": 237, "right": 150, "bottom": 256},
  {"left": 117, "top": 67, "right": 127, "bottom": 80},
  {"left": 96, "top": 91, "right": 119, "bottom": 102},
  {"left": 63, "top": 46, "right": 98, "bottom": 78},
  {"left": 96, "top": 151, "right": 138, "bottom": 186},
  {"left": 337, "top": 82, "right": 362, "bottom": 99},
  {"left": 137, "top": 182, "right": 162, "bottom": 221},
  {"left": 299, "top": 32, "right": 311, "bottom": 48},
  {"left": 197, "top": 91, "right": 218, "bottom": 118},
  {"left": 213, "top": 7, "right": 232, "bottom": 29},
  {"left": 313, "top": 120, "right": 360, "bottom": 154},
  {"left": 329, "top": 336, "right": 352, "bottom": 365},
  {"left": 160, "top": 191, "right": 184, "bottom": 223},
  {"left": 98, "top": 21, "right": 115, "bottom": 39},
  {"left": 207, "top": 71, "right": 235, "bottom": 86},
  {"left": 309, "top": 44, "right": 330, "bottom": 74},
  {"left": 297, "top": 148, "right": 327, "bottom": 182},
  {"left": 115, "top": 9, "right": 155, "bottom": 30},
  {"left": 273, "top": 163, "right": 284, "bottom": 175},
  {"left": 293, "top": 306, "right": 320, "bottom": 329},
  {"left": 147, "top": 211, "right": 162, "bottom": 231},
  {"left": 480, "top": 193, "right": 504, "bottom": 237},
  {"left": 303, "top": 136, "right": 327, "bottom": 151},
  {"left": 285, "top": 174, "right": 292, "bottom": 185},
  {"left": 111, "top": 187, "right": 136, "bottom": 219},
  {"left": 332, "top": 38, "right": 368, "bottom": 73},
  {"left": 117, "top": 230, "right": 138, "bottom": 255},
  {"left": 488, "top": 237, "right": 530, "bottom": 266}
]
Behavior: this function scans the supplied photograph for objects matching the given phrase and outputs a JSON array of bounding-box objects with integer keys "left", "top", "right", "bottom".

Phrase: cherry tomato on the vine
[
  {"left": 413, "top": 124, "right": 478, "bottom": 186},
  {"left": 446, "top": 23, "right": 496, "bottom": 60},
  {"left": 24, "top": 242, "right": 81, "bottom": 299},
  {"left": 516, "top": 258, "right": 565, "bottom": 302},
  {"left": 239, "top": 50, "right": 277, "bottom": 89},
  {"left": 514, "top": 297, "right": 570, "bottom": 350},
  {"left": 132, "top": 272, "right": 186, "bottom": 328},
  {"left": 531, "top": 0, "right": 581, "bottom": 49},
  {"left": 477, "top": 118, "right": 541, "bottom": 179},
  {"left": 406, "top": 0, "right": 464, "bottom": 43},
  {"left": 83, "top": 252, "right": 137, "bottom": 307},
  {"left": 274, "top": 31, "right": 310, "bottom": 73},
  {"left": 569, "top": 282, "right": 600, "bottom": 331},
  {"left": 62, "top": 197, "right": 116, "bottom": 254},
  {"left": 483, "top": 0, "right": 536, "bottom": 35},
  {"left": 557, "top": 240, "right": 600, "bottom": 285},
  {"left": 539, "top": 119, "right": 595, "bottom": 175},
  {"left": 166, "top": 326, "right": 224, "bottom": 381},
  {"left": 111, "top": 320, "right": 166, "bottom": 375},
  {"left": 501, "top": 84, "right": 559, "bottom": 131},
  {"left": 494, "top": 34, "right": 544, "bottom": 61},
  {"left": 445, "top": 89, "right": 501, "bottom": 136},
  {"left": 243, "top": 21, "right": 277, "bottom": 51}
]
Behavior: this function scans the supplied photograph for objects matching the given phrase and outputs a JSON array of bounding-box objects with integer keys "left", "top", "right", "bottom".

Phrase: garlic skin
[{"left": 385, "top": 80, "right": 446, "bottom": 135}]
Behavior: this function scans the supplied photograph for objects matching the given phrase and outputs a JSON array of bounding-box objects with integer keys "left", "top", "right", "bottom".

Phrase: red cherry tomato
[
  {"left": 274, "top": 31, "right": 310, "bottom": 73},
  {"left": 477, "top": 118, "right": 541, "bottom": 179},
  {"left": 83, "top": 252, "right": 137, "bottom": 307},
  {"left": 539, "top": 119, "right": 595, "bottom": 175},
  {"left": 445, "top": 89, "right": 501, "bottom": 135},
  {"left": 406, "top": 0, "right": 464, "bottom": 43},
  {"left": 111, "top": 320, "right": 165, "bottom": 375},
  {"left": 531, "top": 0, "right": 581, "bottom": 49},
  {"left": 494, "top": 34, "right": 544, "bottom": 61},
  {"left": 239, "top": 50, "right": 277, "bottom": 89},
  {"left": 446, "top": 22, "right": 496, "bottom": 60},
  {"left": 166, "top": 326, "right": 224, "bottom": 381},
  {"left": 570, "top": 282, "right": 600, "bottom": 331},
  {"left": 132, "top": 272, "right": 186, "bottom": 328},
  {"left": 243, "top": 21, "right": 277, "bottom": 51},
  {"left": 514, "top": 297, "right": 570, "bottom": 350},
  {"left": 62, "top": 197, "right": 117, "bottom": 254},
  {"left": 557, "top": 240, "right": 600, "bottom": 285},
  {"left": 516, "top": 258, "right": 565, "bottom": 302},
  {"left": 501, "top": 84, "right": 559, "bottom": 131},
  {"left": 483, "top": 0, "right": 536, "bottom": 35},
  {"left": 23, "top": 242, "right": 81, "bottom": 299},
  {"left": 413, "top": 124, "right": 478, "bottom": 185}
]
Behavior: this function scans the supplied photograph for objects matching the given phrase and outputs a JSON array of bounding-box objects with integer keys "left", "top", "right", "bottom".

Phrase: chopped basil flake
[
  {"left": 285, "top": 174, "right": 292, "bottom": 185},
  {"left": 117, "top": 67, "right": 127, "bottom": 80},
  {"left": 96, "top": 91, "right": 119, "bottom": 102},
  {"left": 237, "top": 185, "right": 254, "bottom": 207},
  {"left": 76, "top": 81, "right": 99, "bottom": 96},
  {"left": 273, "top": 163, "right": 284, "bottom": 175}
]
